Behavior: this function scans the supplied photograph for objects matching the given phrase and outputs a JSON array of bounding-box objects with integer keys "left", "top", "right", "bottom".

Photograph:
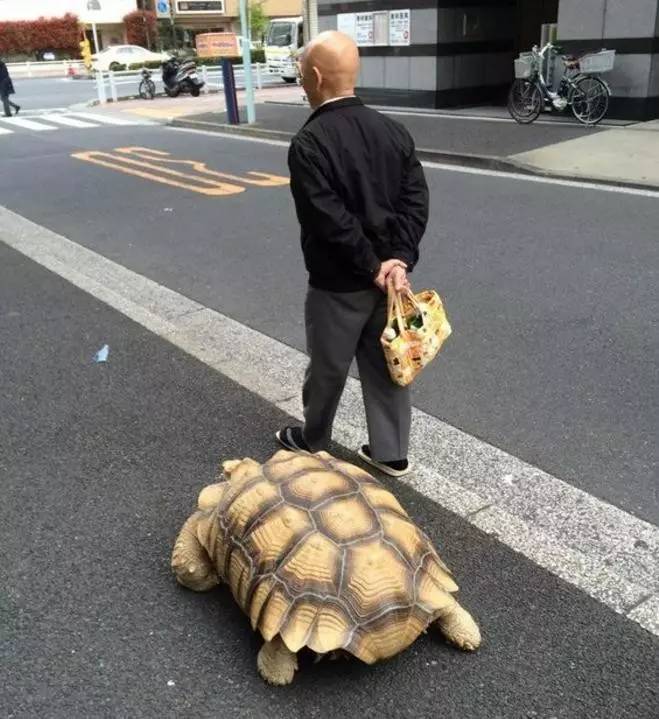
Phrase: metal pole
[
  {"left": 92, "top": 22, "right": 100, "bottom": 53},
  {"left": 170, "top": 5, "right": 178, "bottom": 50},
  {"left": 239, "top": 0, "right": 255, "bottom": 124}
]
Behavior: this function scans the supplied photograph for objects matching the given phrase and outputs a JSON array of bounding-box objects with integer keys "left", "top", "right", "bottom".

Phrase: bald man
[{"left": 276, "top": 31, "right": 429, "bottom": 477}]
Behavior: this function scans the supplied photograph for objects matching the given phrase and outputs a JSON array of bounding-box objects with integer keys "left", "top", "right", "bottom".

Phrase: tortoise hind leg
[
  {"left": 171, "top": 511, "right": 219, "bottom": 592},
  {"left": 257, "top": 636, "right": 298, "bottom": 685},
  {"left": 433, "top": 598, "right": 481, "bottom": 651}
]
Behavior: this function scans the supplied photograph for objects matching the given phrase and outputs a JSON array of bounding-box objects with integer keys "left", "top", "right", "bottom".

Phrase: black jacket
[
  {"left": 288, "top": 97, "right": 429, "bottom": 292},
  {"left": 0, "top": 61, "right": 15, "bottom": 96}
]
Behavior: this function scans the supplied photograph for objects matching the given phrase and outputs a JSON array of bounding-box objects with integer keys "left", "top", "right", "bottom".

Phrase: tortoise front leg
[
  {"left": 257, "top": 636, "right": 299, "bottom": 685},
  {"left": 171, "top": 511, "right": 220, "bottom": 592},
  {"left": 433, "top": 598, "right": 481, "bottom": 651}
]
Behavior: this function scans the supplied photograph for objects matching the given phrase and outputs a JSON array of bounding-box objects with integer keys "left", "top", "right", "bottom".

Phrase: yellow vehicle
[{"left": 265, "top": 16, "right": 303, "bottom": 83}]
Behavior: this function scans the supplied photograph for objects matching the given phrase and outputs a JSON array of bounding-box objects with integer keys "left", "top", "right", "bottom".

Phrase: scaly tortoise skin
[{"left": 171, "top": 450, "right": 481, "bottom": 684}]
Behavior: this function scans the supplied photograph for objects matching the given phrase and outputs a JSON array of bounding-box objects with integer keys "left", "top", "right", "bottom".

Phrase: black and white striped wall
[{"left": 317, "top": 0, "right": 659, "bottom": 120}]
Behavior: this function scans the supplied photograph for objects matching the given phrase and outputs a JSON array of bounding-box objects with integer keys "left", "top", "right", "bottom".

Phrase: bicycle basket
[
  {"left": 514, "top": 53, "right": 535, "bottom": 79},
  {"left": 579, "top": 50, "right": 616, "bottom": 74}
]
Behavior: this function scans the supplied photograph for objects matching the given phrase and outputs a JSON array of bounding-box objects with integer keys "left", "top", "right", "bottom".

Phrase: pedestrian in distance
[
  {"left": 0, "top": 58, "right": 20, "bottom": 118},
  {"left": 276, "top": 30, "right": 429, "bottom": 477}
]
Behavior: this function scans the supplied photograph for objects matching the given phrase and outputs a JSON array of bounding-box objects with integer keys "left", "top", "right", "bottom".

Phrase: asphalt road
[
  {"left": 8, "top": 74, "right": 282, "bottom": 113},
  {"left": 0, "top": 122, "right": 656, "bottom": 524},
  {"left": 1, "top": 243, "right": 657, "bottom": 718},
  {"left": 9, "top": 77, "right": 98, "bottom": 111},
  {"left": 192, "top": 102, "right": 607, "bottom": 156}
]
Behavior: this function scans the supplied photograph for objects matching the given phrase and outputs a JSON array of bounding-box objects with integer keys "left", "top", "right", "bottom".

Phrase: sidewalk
[
  {"left": 82, "top": 84, "right": 303, "bottom": 122},
  {"left": 160, "top": 96, "right": 659, "bottom": 190}
]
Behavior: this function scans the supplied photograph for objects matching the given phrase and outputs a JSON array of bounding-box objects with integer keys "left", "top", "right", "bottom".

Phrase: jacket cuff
[{"left": 393, "top": 253, "right": 414, "bottom": 272}]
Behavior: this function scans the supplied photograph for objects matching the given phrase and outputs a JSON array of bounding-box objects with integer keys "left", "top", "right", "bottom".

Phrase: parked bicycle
[
  {"left": 138, "top": 67, "right": 156, "bottom": 100},
  {"left": 508, "top": 43, "right": 615, "bottom": 126}
]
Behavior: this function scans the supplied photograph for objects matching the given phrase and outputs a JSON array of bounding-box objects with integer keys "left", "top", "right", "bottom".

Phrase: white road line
[
  {"left": 0, "top": 126, "right": 14, "bottom": 135},
  {"left": 17, "top": 107, "right": 68, "bottom": 115},
  {"left": 0, "top": 117, "right": 57, "bottom": 131},
  {"left": 167, "top": 127, "right": 659, "bottom": 199},
  {"left": 44, "top": 114, "right": 99, "bottom": 128},
  {"left": 69, "top": 112, "right": 151, "bottom": 126},
  {"left": 1, "top": 204, "right": 657, "bottom": 637},
  {"left": 420, "top": 160, "right": 659, "bottom": 199}
]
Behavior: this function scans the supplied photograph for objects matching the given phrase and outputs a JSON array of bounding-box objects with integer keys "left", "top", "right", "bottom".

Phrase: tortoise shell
[{"left": 213, "top": 450, "right": 458, "bottom": 664}]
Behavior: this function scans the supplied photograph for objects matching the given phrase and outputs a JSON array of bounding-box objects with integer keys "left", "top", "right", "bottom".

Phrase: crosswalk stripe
[
  {"left": 0, "top": 117, "right": 57, "bottom": 131},
  {"left": 0, "top": 126, "right": 13, "bottom": 135},
  {"left": 69, "top": 112, "right": 146, "bottom": 126},
  {"left": 44, "top": 114, "right": 99, "bottom": 129}
]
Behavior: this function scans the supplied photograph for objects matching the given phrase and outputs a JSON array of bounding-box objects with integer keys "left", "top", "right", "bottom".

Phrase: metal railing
[
  {"left": 7, "top": 59, "right": 86, "bottom": 78},
  {"left": 94, "top": 63, "right": 269, "bottom": 104}
]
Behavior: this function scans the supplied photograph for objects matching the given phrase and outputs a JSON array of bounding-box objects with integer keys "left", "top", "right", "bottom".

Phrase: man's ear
[{"left": 312, "top": 65, "right": 322, "bottom": 91}]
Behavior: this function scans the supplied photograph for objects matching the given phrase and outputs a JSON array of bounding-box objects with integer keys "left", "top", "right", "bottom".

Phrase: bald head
[{"left": 300, "top": 31, "right": 359, "bottom": 109}]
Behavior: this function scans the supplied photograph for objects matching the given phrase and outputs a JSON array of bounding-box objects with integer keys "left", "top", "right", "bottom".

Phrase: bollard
[
  {"left": 96, "top": 71, "right": 107, "bottom": 104},
  {"left": 222, "top": 59, "right": 240, "bottom": 125},
  {"left": 109, "top": 71, "right": 118, "bottom": 103},
  {"left": 256, "top": 62, "right": 263, "bottom": 90},
  {"left": 202, "top": 65, "right": 210, "bottom": 95}
]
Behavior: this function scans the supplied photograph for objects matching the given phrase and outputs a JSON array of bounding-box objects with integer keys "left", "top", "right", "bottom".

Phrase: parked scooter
[{"left": 161, "top": 57, "right": 204, "bottom": 97}]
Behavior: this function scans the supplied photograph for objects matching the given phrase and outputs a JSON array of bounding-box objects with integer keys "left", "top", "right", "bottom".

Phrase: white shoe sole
[
  {"left": 275, "top": 429, "right": 309, "bottom": 453},
  {"left": 357, "top": 448, "right": 412, "bottom": 477}
]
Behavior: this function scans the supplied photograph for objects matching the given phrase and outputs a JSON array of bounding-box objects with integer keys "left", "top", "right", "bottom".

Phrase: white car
[{"left": 91, "top": 45, "right": 169, "bottom": 71}]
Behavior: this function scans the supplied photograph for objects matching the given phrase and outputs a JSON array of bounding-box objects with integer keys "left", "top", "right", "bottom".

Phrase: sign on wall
[
  {"left": 175, "top": 1, "right": 225, "bottom": 13},
  {"left": 354, "top": 12, "right": 374, "bottom": 47},
  {"left": 389, "top": 9, "right": 410, "bottom": 46},
  {"left": 337, "top": 10, "right": 411, "bottom": 48}
]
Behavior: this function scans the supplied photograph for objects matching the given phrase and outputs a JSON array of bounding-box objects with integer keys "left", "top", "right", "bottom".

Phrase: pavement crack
[
  {"left": 464, "top": 503, "right": 494, "bottom": 519},
  {"left": 624, "top": 593, "right": 654, "bottom": 615}
]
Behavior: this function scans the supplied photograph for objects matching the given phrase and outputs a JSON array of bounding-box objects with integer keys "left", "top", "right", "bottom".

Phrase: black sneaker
[
  {"left": 275, "top": 426, "right": 311, "bottom": 453},
  {"left": 14, "top": 106, "right": 20, "bottom": 116},
  {"left": 357, "top": 445, "right": 411, "bottom": 477}
]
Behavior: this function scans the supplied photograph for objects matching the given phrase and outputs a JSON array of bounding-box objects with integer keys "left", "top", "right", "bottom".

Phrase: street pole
[
  {"left": 239, "top": 0, "right": 256, "bottom": 124},
  {"left": 91, "top": 22, "right": 100, "bottom": 53},
  {"left": 170, "top": 4, "right": 178, "bottom": 50}
]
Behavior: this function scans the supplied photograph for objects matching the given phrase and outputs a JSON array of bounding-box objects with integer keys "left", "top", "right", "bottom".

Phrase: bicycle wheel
[
  {"left": 507, "top": 79, "right": 543, "bottom": 124},
  {"left": 571, "top": 76, "right": 609, "bottom": 125},
  {"left": 138, "top": 79, "right": 155, "bottom": 100}
]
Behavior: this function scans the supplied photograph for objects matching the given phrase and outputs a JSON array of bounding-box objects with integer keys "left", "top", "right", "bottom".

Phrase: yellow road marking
[
  {"left": 116, "top": 147, "right": 289, "bottom": 187},
  {"left": 123, "top": 106, "right": 194, "bottom": 119},
  {"left": 72, "top": 147, "right": 289, "bottom": 196}
]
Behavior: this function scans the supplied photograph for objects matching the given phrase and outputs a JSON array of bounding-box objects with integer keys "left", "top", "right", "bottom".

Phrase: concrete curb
[{"left": 168, "top": 117, "right": 658, "bottom": 191}]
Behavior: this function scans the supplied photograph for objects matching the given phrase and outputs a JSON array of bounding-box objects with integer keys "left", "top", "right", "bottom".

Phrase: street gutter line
[
  {"left": 2, "top": 205, "right": 658, "bottom": 637},
  {"left": 166, "top": 127, "right": 659, "bottom": 199}
]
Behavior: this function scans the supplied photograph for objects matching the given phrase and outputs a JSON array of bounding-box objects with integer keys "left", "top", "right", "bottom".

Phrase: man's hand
[
  {"left": 374, "top": 259, "right": 408, "bottom": 292},
  {"left": 388, "top": 265, "right": 411, "bottom": 293}
]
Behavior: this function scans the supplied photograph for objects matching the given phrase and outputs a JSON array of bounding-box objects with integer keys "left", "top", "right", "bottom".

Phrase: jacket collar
[{"left": 303, "top": 96, "right": 363, "bottom": 127}]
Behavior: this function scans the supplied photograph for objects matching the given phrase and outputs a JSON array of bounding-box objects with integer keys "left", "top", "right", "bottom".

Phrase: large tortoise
[{"left": 171, "top": 450, "right": 481, "bottom": 684}]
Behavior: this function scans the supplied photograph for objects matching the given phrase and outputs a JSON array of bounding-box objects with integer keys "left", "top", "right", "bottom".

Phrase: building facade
[
  {"left": 169, "top": 0, "right": 301, "bottom": 36},
  {"left": 316, "top": 0, "right": 659, "bottom": 120}
]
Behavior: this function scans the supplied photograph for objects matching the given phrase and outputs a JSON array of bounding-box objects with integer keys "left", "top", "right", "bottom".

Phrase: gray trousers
[{"left": 302, "top": 286, "right": 411, "bottom": 462}]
